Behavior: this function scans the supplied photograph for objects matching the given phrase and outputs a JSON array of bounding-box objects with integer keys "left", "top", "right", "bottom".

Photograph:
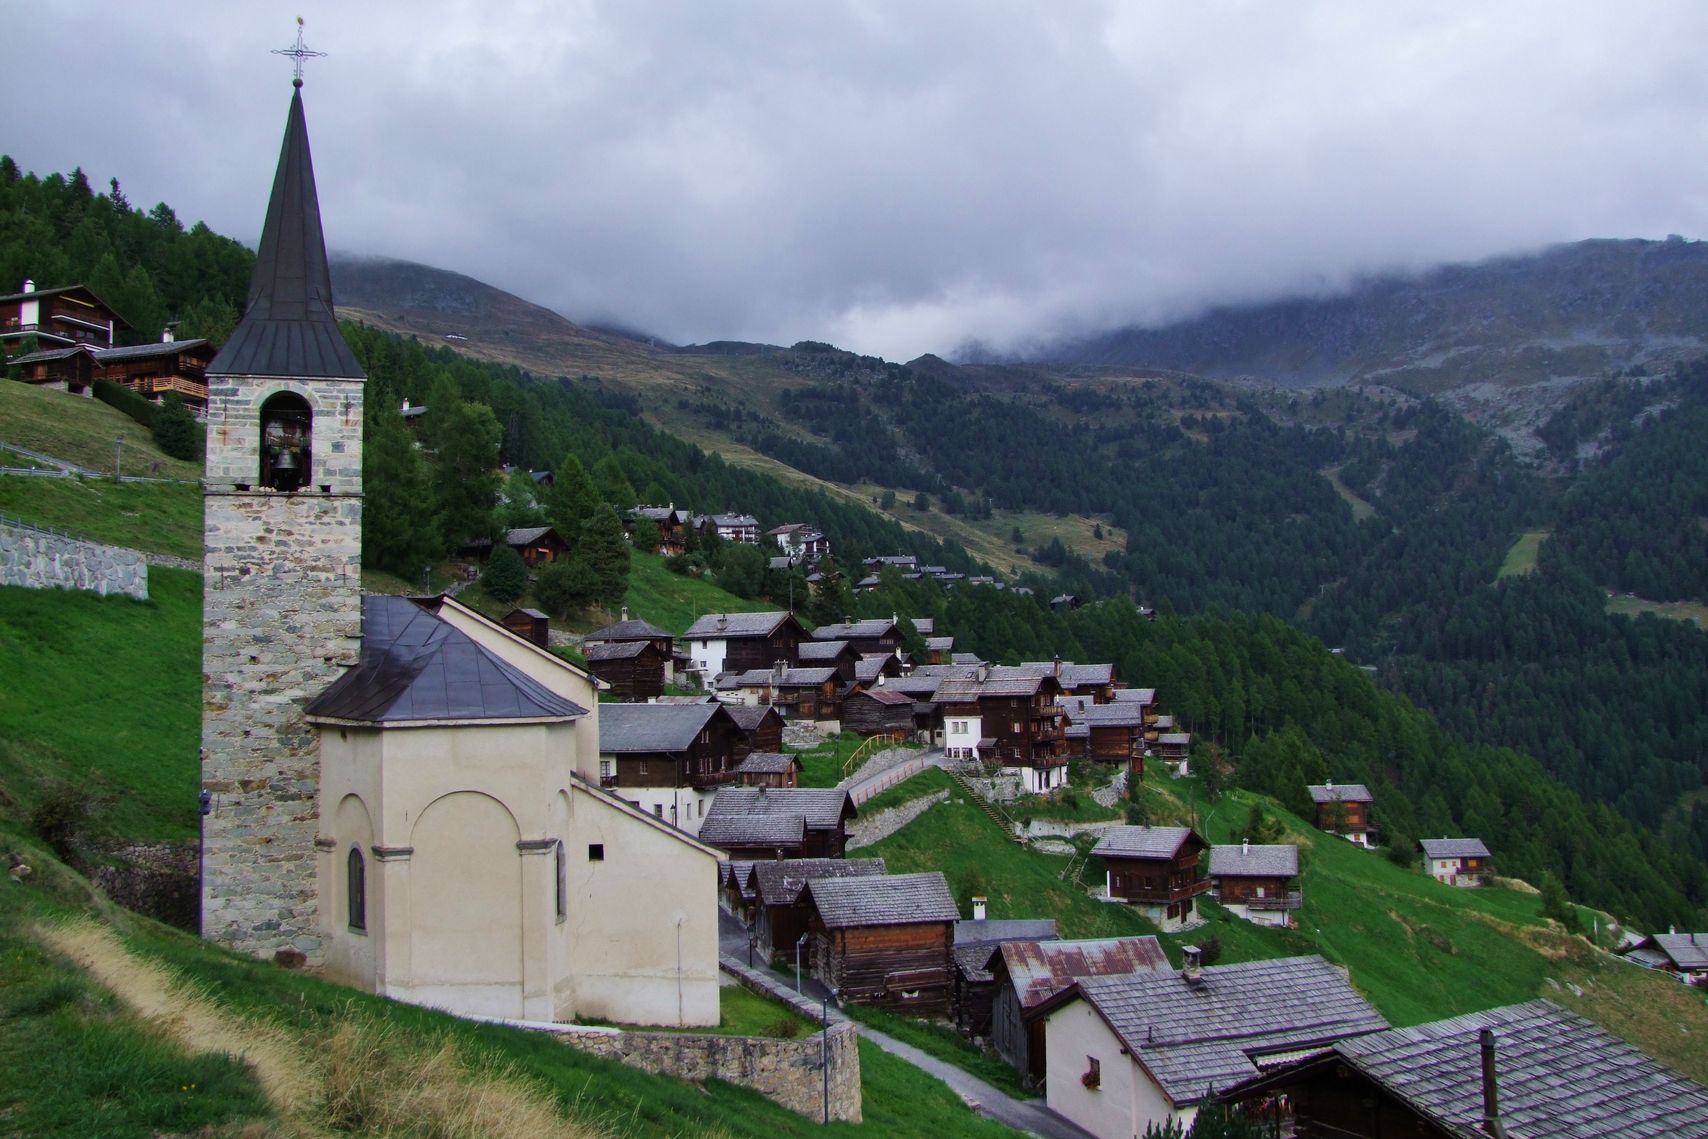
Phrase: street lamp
[{"left": 795, "top": 932, "right": 809, "bottom": 993}]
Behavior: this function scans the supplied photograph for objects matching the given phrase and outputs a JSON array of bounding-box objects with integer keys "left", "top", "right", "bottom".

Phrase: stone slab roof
[
  {"left": 812, "top": 618, "right": 896, "bottom": 640},
  {"left": 706, "top": 786, "right": 853, "bottom": 830},
  {"left": 683, "top": 611, "right": 794, "bottom": 639},
  {"left": 1093, "top": 825, "right": 1200, "bottom": 860},
  {"left": 725, "top": 704, "right": 782, "bottom": 732},
  {"left": 851, "top": 685, "right": 913, "bottom": 706},
  {"left": 1066, "top": 702, "right": 1146, "bottom": 727},
  {"left": 797, "top": 639, "right": 852, "bottom": 661},
  {"left": 1077, "top": 956, "right": 1389, "bottom": 1106},
  {"left": 306, "top": 596, "right": 585, "bottom": 724},
  {"left": 1269, "top": 999, "right": 1708, "bottom": 1138},
  {"left": 1210, "top": 844, "right": 1300, "bottom": 878},
  {"left": 598, "top": 702, "right": 721, "bottom": 753},
  {"left": 1647, "top": 932, "right": 1708, "bottom": 971},
  {"left": 996, "top": 936, "right": 1171, "bottom": 1009},
  {"left": 1112, "top": 687, "right": 1156, "bottom": 704},
  {"left": 733, "top": 751, "right": 801, "bottom": 775},
  {"left": 1420, "top": 837, "right": 1492, "bottom": 860},
  {"left": 584, "top": 640, "right": 654, "bottom": 662},
  {"left": 698, "top": 812, "right": 804, "bottom": 848},
  {"left": 805, "top": 871, "right": 958, "bottom": 928},
  {"left": 585, "top": 616, "right": 672, "bottom": 643},
  {"left": 749, "top": 857, "right": 886, "bottom": 906},
  {"left": 1309, "top": 783, "right": 1374, "bottom": 803}
]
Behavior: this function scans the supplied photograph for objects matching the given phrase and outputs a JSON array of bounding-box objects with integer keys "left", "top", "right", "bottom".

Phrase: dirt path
[{"left": 37, "top": 919, "right": 312, "bottom": 1116}]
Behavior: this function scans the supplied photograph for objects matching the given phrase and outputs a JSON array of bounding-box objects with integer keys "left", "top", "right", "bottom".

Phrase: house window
[
  {"left": 654, "top": 804, "right": 663, "bottom": 818},
  {"left": 588, "top": 843, "right": 605, "bottom": 861},
  {"left": 259, "top": 391, "right": 312, "bottom": 492},
  {"left": 599, "top": 758, "right": 614, "bottom": 779},
  {"left": 1081, "top": 1057, "right": 1101, "bottom": 1090},
  {"left": 347, "top": 846, "right": 366, "bottom": 932},
  {"left": 638, "top": 759, "right": 649, "bottom": 775},
  {"left": 554, "top": 840, "right": 567, "bottom": 923}
]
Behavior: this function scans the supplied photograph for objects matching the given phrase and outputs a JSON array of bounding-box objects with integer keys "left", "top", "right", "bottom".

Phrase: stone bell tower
[{"left": 201, "top": 70, "right": 365, "bottom": 960}]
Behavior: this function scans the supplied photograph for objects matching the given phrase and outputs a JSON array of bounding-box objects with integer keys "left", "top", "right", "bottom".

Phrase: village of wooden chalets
[{"left": 4, "top": 23, "right": 1708, "bottom": 1139}]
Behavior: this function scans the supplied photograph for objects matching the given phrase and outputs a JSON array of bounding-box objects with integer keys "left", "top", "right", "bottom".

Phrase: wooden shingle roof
[{"left": 805, "top": 871, "right": 958, "bottom": 928}]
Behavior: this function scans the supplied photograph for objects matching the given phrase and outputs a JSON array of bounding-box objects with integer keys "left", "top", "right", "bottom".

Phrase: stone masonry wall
[
  {"left": 0, "top": 519, "right": 147, "bottom": 599},
  {"left": 847, "top": 790, "right": 949, "bottom": 849},
  {"left": 558, "top": 1020, "right": 861, "bottom": 1122},
  {"left": 202, "top": 376, "right": 364, "bottom": 962}
]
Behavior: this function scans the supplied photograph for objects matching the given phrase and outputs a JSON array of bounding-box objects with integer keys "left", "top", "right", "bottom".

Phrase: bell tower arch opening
[{"left": 260, "top": 390, "right": 313, "bottom": 491}]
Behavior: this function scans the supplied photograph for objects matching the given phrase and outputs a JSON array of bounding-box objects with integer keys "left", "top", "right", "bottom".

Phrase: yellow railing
[{"left": 840, "top": 732, "right": 906, "bottom": 781}]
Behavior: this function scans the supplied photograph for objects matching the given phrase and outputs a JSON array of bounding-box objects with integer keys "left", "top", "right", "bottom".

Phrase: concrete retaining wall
[{"left": 0, "top": 518, "right": 148, "bottom": 600}]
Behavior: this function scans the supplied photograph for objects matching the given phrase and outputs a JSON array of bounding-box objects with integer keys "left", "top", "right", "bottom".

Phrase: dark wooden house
[
  {"left": 596, "top": 702, "right": 741, "bottom": 831},
  {"left": 797, "top": 638, "right": 861, "bottom": 683},
  {"left": 1022, "top": 660, "right": 1117, "bottom": 703},
  {"left": 1309, "top": 782, "right": 1376, "bottom": 847},
  {"left": 1092, "top": 825, "right": 1210, "bottom": 931},
  {"left": 681, "top": 611, "right": 809, "bottom": 680},
  {"left": 1219, "top": 999, "right": 1708, "bottom": 1138},
  {"left": 1061, "top": 698, "right": 1146, "bottom": 766},
  {"left": 717, "top": 665, "right": 844, "bottom": 725},
  {"left": 804, "top": 871, "right": 960, "bottom": 1015},
  {"left": 1208, "top": 841, "right": 1303, "bottom": 927},
  {"left": 722, "top": 860, "right": 759, "bottom": 926},
  {"left": 8, "top": 343, "right": 99, "bottom": 395},
  {"left": 504, "top": 526, "right": 568, "bottom": 567},
  {"left": 855, "top": 652, "right": 905, "bottom": 686},
  {"left": 746, "top": 857, "right": 886, "bottom": 963},
  {"left": 585, "top": 611, "right": 677, "bottom": 688},
  {"left": 586, "top": 639, "right": 668, "bottom": 700},
  {"left": 951, "top": 918, "right": 1059, "bottom": 1039},
  {"left": 726, "top": 703, "right": 785, "bottom": 764},
  {"left": 699, "top": 786, "right": 856, "bottom": 859},
  {"left": 95, "top": 336, "right": 217, "bottom": 413},
  {"left": 501, "top": 607, "right": 550, "bottom": 649},
  {"left": 627, "top": 505, "right": 690, "bottom": 555},
  {"left": 811, "top": 616, "right": 903, "bottom": 659},
  {"left": 734, "top": 751, "right": 801, "bottom": 788},
  {"left": 1, "top": 282, "right": 128, "bottom": 353},
  {"left": 988, "top": 935, "right": 1170, "bottom": 1083},
  {"left": 842, "top": 685, "right": 916, "bottom": 737}
]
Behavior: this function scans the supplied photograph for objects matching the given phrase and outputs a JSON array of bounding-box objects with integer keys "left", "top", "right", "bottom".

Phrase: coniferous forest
[{"left": 4, "top": 158, "right": 1706, "bottom": 928}]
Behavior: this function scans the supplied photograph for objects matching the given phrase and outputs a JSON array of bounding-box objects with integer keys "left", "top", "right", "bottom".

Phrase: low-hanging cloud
[{"left": 6, "top": 1, "right": 1707, "bottom": 361}]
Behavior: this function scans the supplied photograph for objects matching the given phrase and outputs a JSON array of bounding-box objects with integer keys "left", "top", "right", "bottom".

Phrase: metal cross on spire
[{"left": 272, "top": 17, "right": 326, "bottom": 88}]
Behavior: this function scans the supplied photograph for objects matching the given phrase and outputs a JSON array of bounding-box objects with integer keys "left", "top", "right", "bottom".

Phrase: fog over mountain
[{"left": 7, "top": 2, "right": 1708, "bottom": 360}]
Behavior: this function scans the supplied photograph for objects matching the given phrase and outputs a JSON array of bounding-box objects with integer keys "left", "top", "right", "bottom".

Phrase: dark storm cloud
[{"left": 6, "top": 2, "right": 1708, "bottom": 360}]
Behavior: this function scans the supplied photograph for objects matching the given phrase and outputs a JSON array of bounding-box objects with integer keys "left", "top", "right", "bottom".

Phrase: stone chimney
[
  {"left": 1181, "top": 945, "right": 1203, "bottom": 985},
  {"left": 1480, "top": 1028, "right": 1507, "bottom": 1138},
  {"left": 972, "top": 896, "right": 987, "bottom": 921},
  {"left": 401, "top": 398, "right": 410, "bottom": 411},
  {"left": 21, "top": 278, "right": 34, "bottom": 294},
  {"left": 161, "top": 323, "right": 176, "bottom": 344},
  {"left": 621, "top": 606, "right": 629, "bottom": 622}
]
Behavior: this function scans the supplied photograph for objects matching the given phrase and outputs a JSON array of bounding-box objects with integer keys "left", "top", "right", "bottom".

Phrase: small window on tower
[
  {"left": 259, "top": 391, "right": 312, "bottom": 492},
  {"left": 347, "top": 846, "right": 366, "bottom": 932},
  {"left": 588, "top": 843, "right": 605, "bottom": 862}
]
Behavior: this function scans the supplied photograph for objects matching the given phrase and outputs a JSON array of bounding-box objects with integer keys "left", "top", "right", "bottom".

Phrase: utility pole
[{"left": 114, "top": 435, "right": 123, "bottom": 479}]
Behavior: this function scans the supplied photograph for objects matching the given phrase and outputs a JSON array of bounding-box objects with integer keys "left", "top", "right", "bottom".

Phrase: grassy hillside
[
  {"left": 867, "top": 769, "right": 1708, "bottom": 1082},
  {"left": 0, "top": 381, "right": 201, "bottom": 480},
  {"left": 0, "top": 475, "right": 200, "bottom": 560}
]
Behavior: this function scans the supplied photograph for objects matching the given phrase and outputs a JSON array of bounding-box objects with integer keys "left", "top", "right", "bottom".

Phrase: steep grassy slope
[{"left": 0, "top": 381, "right": 200, "bottom": 480}]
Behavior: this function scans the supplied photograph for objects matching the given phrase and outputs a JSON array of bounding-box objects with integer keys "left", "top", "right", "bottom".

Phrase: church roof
[
  {"left": 210, "top": 87, "right": 365, "bottom": 379},
  {"left": 306, "top": 596, "right": 585, "bottom": 723}
]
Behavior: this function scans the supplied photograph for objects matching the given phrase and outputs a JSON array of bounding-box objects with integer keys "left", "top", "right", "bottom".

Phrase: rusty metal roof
[{"left": 995, "top": 935, "right": 1172, "bottom": 1009}]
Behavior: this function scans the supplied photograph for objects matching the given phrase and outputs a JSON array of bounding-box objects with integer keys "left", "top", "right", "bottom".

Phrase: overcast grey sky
[{"left": 7, "top": 2, "right": 1708, "bottom": 360}]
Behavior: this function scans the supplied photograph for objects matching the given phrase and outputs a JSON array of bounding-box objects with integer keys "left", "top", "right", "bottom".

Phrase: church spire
[{"left": 210, "top": 46, "right": 364, "bottom": 380}]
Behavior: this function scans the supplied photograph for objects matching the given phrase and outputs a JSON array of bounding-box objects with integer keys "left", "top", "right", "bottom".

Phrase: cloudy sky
[{"left": 7, "top": 2, "right": 1708, "bottom": 360}]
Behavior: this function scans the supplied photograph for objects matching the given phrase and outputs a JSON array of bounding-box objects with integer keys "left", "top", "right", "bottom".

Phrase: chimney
[
  {"left": 1326, "top": 780, "right": 1335, "bottom": 792},
  {"left": 1242, "top": 839, "right": 1250, "bottom": 855},
  {"left": 22, "top": 278, "right": 34, "bottom": 294},
  {"left": 972, "top": 896, "right": 987, "bottom": 921},
  {"left": 161, "top": 323, "right": 175, "bottom": 343},
  {"left": 1053, "top": 654, "right": 1063, "bottom": 678},
  {"left": 621, "top": 606, "right": 629, "bottom": 622},
  {"left": 1182, "top": 946, "right": 1203, "bottom": 985},
  {"left": 402, "top": 398, "right": 410, "bottom": 411},
  {"left": 1480, "top": 1028, "right": 1508, "bottom": 1137},
  {"left": 977, "top": 663, "right": 990, "bottom": 683}
]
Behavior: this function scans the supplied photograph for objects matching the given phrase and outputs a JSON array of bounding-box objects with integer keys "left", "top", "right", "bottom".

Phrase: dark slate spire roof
[{"left": 210, "top": 87, "right": 365, "bottom": 379}]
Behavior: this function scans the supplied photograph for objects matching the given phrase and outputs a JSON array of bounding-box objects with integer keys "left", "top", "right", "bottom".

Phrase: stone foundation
[
  {"left": 0, "top": 519, "right": 147, "bottom": 599},
  {"left": 93, "top": 841, "right": 199, "bottom": 932}
]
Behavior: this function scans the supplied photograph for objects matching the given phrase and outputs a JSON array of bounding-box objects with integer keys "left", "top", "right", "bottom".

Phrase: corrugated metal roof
[
  {"left": 806, "top": 871, "right": 958, "bottom": 928},
  {"left": 1309, "top": 782, "right": 1374, "bottom": 803},
  {"left": 1209, "top": 844, "right": 1300, "bottom": 878},
  {"left": 1420, "top": 837, "right": 1492, "bottom": 860},
  {"left": 211, "top": 89, "right": 364, "bottom": 380},
  {"left": 1322, "top": 999, "right": 1708, "bottom": 1137},
  {"left": 1093, "top": 825, "right": 1200, "bottom": 860},
  {"left": 305, "top": 596, "right": 585, "bottom": 723},
  {"left": 1079, "top": 956, "right": 1388, "bottom": 1106},
  {"left": 598, "top": 702, "right": 722, "bottom": 753},
  {"left": 998, "top": 936, "right": 1171, "bottom": 1008}
]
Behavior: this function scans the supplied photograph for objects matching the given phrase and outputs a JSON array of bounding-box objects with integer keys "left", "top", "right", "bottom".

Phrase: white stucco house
[{"left": 1419, "top": 837, "right": 1493, "bottom": 887}]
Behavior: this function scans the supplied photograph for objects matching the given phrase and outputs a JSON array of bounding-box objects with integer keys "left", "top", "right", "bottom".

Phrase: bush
[
  {"left": 534, "top": 557, "right": 598, "bottom": 617},
  {"left": 1197, "top": 934, "right": 1223, "bottom": 966},
  {"left": 93, "top": 379, "right": 159, "bottom": 431},
  {"left": 479, "top": 546, "right": 528, "bottom": 604},
  {"left": 152, "top": 393, "right": 203, "bottom": 461}
]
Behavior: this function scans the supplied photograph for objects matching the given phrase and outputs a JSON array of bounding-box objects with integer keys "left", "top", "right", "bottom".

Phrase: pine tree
[
  {"left": 151, "top": 392, "right": 203, "bottom": 460},
  {"left": 544, "top": 453, "right": 600, "bottom": 546},
  {"left": 429, "top": 397, "right": 503, "bottom": 549},
  {"left": 362, "top": 407, "right": 442, "bottom": 577},
  {"left": 576, "top": 504, "right": 631, "bottom": 608},
  {"left": 592, "top": 453, "right": 637, "bottom": 510},
  {"left": 480, "top": 545, "right": 528, "bottom": 604}
]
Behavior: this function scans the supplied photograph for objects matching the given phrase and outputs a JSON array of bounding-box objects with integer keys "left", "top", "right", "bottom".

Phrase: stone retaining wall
[
  {"left": 848, "top": 789, "right": 948, "bottom": 849},
  {"left": 0, "top": 519, "right": 148, "bottom": 599}
]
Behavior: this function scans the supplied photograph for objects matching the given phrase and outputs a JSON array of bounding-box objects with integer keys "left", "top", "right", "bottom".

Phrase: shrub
[
  {"left": 1197, "top": 934, "right": 1223, "bottom": 966},
  {"left": 534, "top": 557, "right": 598, "bottom": 617},
  {"left": 93, "top": 379, "right": 159, "bottom": 431},
  {"left": 152, "top": 393, "right": 203, "bottom": 461},
  {"left": 479, "top": 546, "right": 528, "bottom": 604}
]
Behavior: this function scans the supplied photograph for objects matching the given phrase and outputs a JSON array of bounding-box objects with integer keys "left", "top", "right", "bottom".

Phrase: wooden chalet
[
  {"left": 585, "top": 639, "right": 668, "bottom": 700},
  {"left": 92, "top": 335, "right": 217, "bottom": 413},
  {"left": 1021, "top": 660, "right": 1117, "bottom": 703},
  {"left": 584, "top": 610, "right": 676, "bottom": 688},
  {"left": 1061, "top": 697, "right": 1146, "bottom": 772},
  {"left": 1092, "top": 825, "right": 1210, "bottom": 931},
  {"left": 1623, "top": 932, "right": 1708, "bottom": 984},
  {"left": 934, "top": 666, "right": 1069, "bottom": 792},
  {"left": 596, "top": 701, "right": 742, "bottom": 832},
  {"left": 717, "top": 664, "right": 843, "bottom": 726},
  {"left": 797, "top": 638, "right": 861, "bottom": 683},
  {"left": 733, "top": 751, "right": 801, "bottom": 788},
  {"left": 1209, "top": 841, "right": 1303, "bottom": 927},
  {"left": 699, "top": 786, "right": 856, "bottom": 859},
  {"left": 627, "top": 505, "right": 690, "bottom": 555},
  {"left": 1, "top": 281, "right": 127, "bottom": 353},
  {"left": 681, "top": 611, "right": 808, "bottom": 680},
  {"left": 1309, "top": 782, "right": 1376, "bottom": 846},
  {"left": 951, "top": 918, "right": 1059, "bottom": 1038},
  {"left": 1421, "top": 837, "right": 1493, "bottom": 887},
  {"left": 9, "top": 343, "right": 99, "bottom": 395},
  {"left": 725, "top": 703, "right": 785, "bottom": 764},
  {"left": 744, "top": 857, "right": 886, "bottom": 963},
  {"left": 920, "top": 635, "right": 955, "bottom": 665},
  {"left": 506, "top": 526, "right": 567, "bottom": 567},
  {"left": 1219, "top": 999, "right": 1708, "bottom": 1138},
  {"left": 500, "top": 607, "right": 550, "bottom": 649},
  {"left": 855, "top": 652, "right": 905, "bottom": 685},
  {"left": 988, "top": 935, "right": 1171, "bottom": 1083},
  {"left": 842, "top": 685, "right": 915, "bottom": 737},
  {"left": 811, "top": 616, "right": 903, "bottom": 659},
  {"left": 803, "top": 871, "right": 960, "bottom": 1015}
]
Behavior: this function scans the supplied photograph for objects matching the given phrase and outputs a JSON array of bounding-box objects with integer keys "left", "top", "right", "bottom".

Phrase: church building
[{"left": 200, "top": 68, "right": 720, "bottom": 1026}]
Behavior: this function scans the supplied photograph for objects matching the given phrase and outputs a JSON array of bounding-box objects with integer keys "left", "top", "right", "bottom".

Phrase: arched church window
[
  {"left": 554, "top": 839, "right": 567, "bottom": 922},
  {"left": 347, "top": 846, "right": 367, "bottom": 931},
  {"left": 260, "top": 391, "right": 312, "bottom": 492}
]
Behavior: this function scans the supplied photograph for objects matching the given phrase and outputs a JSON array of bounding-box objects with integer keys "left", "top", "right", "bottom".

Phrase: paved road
[{"left": 718, "top": 909, "right": 1095, "bottom": 1139}]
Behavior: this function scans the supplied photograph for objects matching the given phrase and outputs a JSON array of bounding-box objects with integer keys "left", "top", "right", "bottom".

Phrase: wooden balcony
[
  {"left": 686, "top": 769, "right": 737, "bottom": 790},
  {"left": 1243, "top": 892, "right": 1305, "bottom": 911},
  {"left": 1117, "top": 877, "right": 1211, "bottom": 905}
]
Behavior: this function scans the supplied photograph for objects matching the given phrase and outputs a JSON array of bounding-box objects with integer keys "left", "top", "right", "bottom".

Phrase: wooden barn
[
  {"left": 699, "top": 786, "right": 856, "bottom": 859},
  {"left": 797, "top": 638, "right": 861, "bottom": 683},
  {"left": 804, "top": 872, "right": 960, "bottom": 1015},
  {"left": 726, "top": 703, "right": 785, "bottom": 764},
  {"left": 842, "top": 685, "right": 915, "bottom": 736},
  {"left": 746, "top": 858, "right": 886, "bottom": 963},
  {"left": 951, "top": 918, "right": 1059, "bottom": 1039},
  {"left": 1208, "top": 841, "right": 1303, "bottom": 927},
  {"left": 734, "top": 751, "right": 801, "bottom": 788},
  {"left": 1092, "top": 825, "right": 1210, "bottom": 932},
  {"left": 585, "top": 639, "right": 668, "bottom": 700},
  {"left": 500, "top": 607, "right": 550, "bottom": 649}
]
